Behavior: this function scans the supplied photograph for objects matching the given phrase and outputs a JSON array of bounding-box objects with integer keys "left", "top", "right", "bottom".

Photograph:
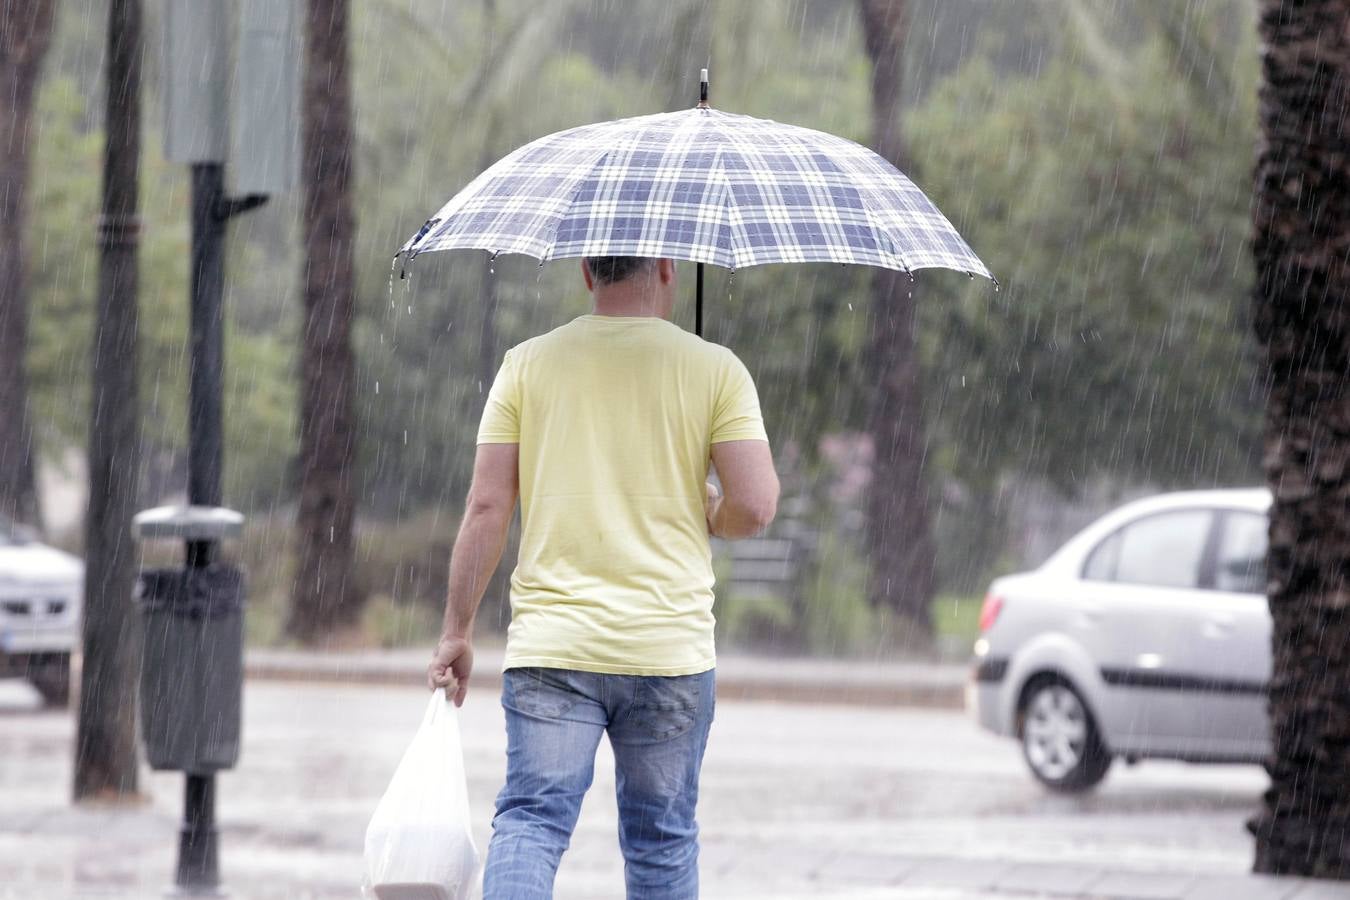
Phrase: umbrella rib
[
  {"left": 540, "top": 120, "right": 661, "bottom": 260},
  {"left": 537, "top": 141, "right": 624, "bottom": 263},
  {"left": 842, "top": 165, "right": 916, "bottom": 274},
  {"left": 709, "top": 143, "right": 749, "bottom": 270}
]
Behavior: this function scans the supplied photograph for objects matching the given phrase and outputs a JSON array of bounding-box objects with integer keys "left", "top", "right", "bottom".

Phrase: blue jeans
[{"left": 482, "top": 666, "right": 716, "bottom": 900}]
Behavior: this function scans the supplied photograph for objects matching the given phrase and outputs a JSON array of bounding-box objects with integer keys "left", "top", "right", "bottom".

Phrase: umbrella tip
[{"left": 698, "top": 69, "right": 709, "bottom": 108}]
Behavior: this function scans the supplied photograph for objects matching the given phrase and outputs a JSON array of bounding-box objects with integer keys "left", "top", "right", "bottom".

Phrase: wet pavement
[{"left": 0, "top": 675, "right": 1341, "bottom": 899}]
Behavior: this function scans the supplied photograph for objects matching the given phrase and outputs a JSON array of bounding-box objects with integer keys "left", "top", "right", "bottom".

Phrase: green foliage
[
  {"left": 931, "top": 593, "right": 983, "bottom": 648},
  {"left": 909, "top": 1, "right": 1262, "bottom": 494},
  {"left": 27, "top": 77, "right": 100, "bottom": 445},
  {"left": 715, "top": 533, "right": 984, "bottom": 658},
  {"left": 796, "top": 529, "right": 877, "bottom": 655},
  {"left": 234, "top": 516, "right": 294, "bottom": 647},
  {"left": 713, "top": 588, "right": 797, "bottom": 652},
  {"left": 239, "top": 508, "right": 455, "bottom": 648},
  {"left": 31, "top": 0, "right": 1266, "bottom": 649},
  {"left": 29, "top": 71, "right": 297, "bottom": 511},
  {"left": 362, "top": 592, "right": 444, "bottom": 649}
]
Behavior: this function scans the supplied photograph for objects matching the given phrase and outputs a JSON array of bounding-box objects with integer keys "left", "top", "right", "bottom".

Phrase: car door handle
[
  {"left": 1076, "top": 604, "right": 1105, "bottom": 627},
  {"left": 1202, "top": 615, "right": 1235, "bottom": 639}
]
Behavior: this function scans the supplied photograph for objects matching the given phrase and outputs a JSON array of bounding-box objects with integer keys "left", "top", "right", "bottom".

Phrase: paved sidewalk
[
  {"left": 243, "top": 644, "right": 970, "bottom": 708},
  {"left": 706, "top": 852, "right": 1346, "bottom": 899},
  {"left": 3, "top": 678, "right": 1348, "bottom": 899},
  {"left": 2, "top": 818, "right": 1342, "bottom": 900}
]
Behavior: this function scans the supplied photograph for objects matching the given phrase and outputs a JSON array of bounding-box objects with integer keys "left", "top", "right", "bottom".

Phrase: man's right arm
[
  {"left": 429, "top": 444, "right": 518, "bottom": 706},
  {"left": 708, "top": 440, "right": 779, "bottom": 539}
]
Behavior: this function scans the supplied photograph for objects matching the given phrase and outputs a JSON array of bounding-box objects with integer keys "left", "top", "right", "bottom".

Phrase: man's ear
[
  {"left": 581, "top": 258, "right": 594, "bottom": 291},
  {"left": 658, "top": 258, "right": 676, "bottom": 285}
]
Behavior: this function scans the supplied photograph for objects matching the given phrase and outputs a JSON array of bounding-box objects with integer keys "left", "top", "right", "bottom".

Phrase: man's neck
[
  {"left": 591, "top": 284, "right": 668, "bottom": 319},
  {"left": 590, "top": 306, "right": 665, "bottom": 319}
]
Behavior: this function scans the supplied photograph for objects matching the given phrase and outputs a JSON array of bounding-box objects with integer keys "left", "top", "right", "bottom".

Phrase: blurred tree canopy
[
  {"left": 912, "top": 0, "right": 1261, "bottom": 496},
  {"left": 24, "top": 0, "right": 1261, "bottom": 637}
]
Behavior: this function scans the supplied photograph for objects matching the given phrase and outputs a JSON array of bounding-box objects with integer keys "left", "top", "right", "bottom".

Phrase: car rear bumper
[
  {"left": 0, "top": 650, "right": 70, "bottom": 678},
  {"left": 967, "top": 656, "right": 1013, "bottom": 735}
]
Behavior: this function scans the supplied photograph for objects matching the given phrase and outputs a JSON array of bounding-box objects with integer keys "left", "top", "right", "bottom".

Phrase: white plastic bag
[{"left": 364, "top": 693, "right": 481, "bottom": 900}]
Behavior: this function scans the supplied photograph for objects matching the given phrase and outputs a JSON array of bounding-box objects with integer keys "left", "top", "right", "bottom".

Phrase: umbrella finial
[{"left": 698, "top": 68, "right": 709, "bottom": 108}]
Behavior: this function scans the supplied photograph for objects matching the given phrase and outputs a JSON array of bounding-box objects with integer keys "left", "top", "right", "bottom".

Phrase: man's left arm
[{"left": 428, "top": 442, "right": 519, "bottom": 706}]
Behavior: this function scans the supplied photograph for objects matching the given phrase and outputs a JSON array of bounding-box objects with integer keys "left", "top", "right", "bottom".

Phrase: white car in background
[
  {"left": 0, "top": 519, "right": 83, "bottom": 707},
  {"left": 968, "top": 488, "right": 1271, "bottom": 791}
]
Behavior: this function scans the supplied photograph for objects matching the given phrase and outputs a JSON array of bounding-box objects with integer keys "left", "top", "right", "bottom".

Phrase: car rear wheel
[{"left": 1020, "top": 678, "right": 1111, "bottom": 792}]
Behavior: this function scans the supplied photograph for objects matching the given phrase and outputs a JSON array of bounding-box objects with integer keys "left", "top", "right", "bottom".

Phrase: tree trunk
[
  {"left": 1248, "top": 0, "right": 1350, "bottom": 878},
  {"left": 290, "top": 0, "right": 362, "bottom": 643},
  {"left": 0, "top": 0, "right": 56, "bottom": 532},
  {"left": 858, "top": 0, "right": 935, "bottom": 641},
  {"left": 75, "top": 0, "right": 143, "bottom": 803}
]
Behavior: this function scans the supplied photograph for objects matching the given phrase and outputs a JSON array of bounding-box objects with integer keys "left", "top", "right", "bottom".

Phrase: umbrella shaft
[{"left": 696, "top": 262, "right": 704, "bottom": 338}]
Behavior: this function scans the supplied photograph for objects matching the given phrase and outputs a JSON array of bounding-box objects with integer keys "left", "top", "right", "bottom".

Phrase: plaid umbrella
[{"left": 398, "top": 91, "right": 993, "bottom": 334}]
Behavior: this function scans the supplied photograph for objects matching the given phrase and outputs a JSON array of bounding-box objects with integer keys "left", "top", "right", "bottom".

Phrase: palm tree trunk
[
  {"left": 75, "top": 0, "right": 143, "bottom": 802},
  {"left": 1248, "top": 0, "right": 1350, "bottom": 878},
  {"left": 858, "top": 0, "right": 935, "bottom": 641},
  {"left": 0, "top": 0, "right": 56, "bottom": 532},
  {"left": 290, "top": 0, "right": 363, "bottom": 643}
]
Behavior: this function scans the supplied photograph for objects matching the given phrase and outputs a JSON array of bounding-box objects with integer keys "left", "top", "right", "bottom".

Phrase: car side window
[
  {"left": 1082, "top": 531, "right": 1121, "bottom": 581},
  {"left": 1083, "top": 510, "right": 1213, "bottom": 589},
  {"left": 1214, "top": 512, "right": 1268, "bottom": 594}
]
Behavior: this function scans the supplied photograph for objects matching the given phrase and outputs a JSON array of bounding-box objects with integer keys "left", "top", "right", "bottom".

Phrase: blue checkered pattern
[{"left": 399, "top": 108, "right": 991, "bottom": 280}]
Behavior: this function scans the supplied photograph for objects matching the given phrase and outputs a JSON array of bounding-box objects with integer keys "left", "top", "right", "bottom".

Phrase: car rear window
[
  {"left": 1083, "top": 509, "right": 1213, "bottom": 589},
  {"left": 1082, "top": 531, "right": 1121, "bottom": 581}
]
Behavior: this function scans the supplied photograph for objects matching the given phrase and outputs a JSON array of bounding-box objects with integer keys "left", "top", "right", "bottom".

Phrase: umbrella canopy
[{"left": 397, "top": 106, "right": 992, "bottom": 282}]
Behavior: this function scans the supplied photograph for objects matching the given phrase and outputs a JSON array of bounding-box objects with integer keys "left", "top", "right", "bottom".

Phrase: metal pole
[
  {"left": 696, "top": 68, "right": 708, "bottom": 339},
  {"left": 177, "top": 773, "right": 218, "bottom": 890},
  {"left": 189, "top": 165, "right": 225, "bottom": 512},
  {"left": 176, "top": 155, "right": 268, "bottom": 897},
  {"left": 177, "top": 161, "right": 225, "bottom": 893}
]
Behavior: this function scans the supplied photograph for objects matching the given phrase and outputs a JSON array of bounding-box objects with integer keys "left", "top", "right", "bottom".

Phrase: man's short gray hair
[{"left": 583, "top": 256, "right": 656, "bottom": 286}]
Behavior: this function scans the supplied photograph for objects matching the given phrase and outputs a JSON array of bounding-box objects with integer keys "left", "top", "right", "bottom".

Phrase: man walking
[{"left": 428, "top": 255, "right": 778, "bottom": 899}]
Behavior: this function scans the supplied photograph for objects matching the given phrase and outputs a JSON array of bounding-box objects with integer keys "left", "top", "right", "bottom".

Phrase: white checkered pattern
[{"left": 399, "top": 108, "right": 992, "bottom": 280}]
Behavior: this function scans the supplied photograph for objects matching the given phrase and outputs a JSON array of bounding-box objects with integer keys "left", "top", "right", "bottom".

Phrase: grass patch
[
  {"left": 231, "top": 510, "right": 457, "bottom": 649},
  {"left": 362, "top": 592, "right": 444, "bottom": 648},
  {"left": 227, "top": 511, "right": 986, "bottom": 656},
  {"left": 931, "top": 593, "right": 983, "bottom": 646}
]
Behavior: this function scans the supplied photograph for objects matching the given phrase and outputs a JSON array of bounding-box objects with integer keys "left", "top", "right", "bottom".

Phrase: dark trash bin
[{"left": 137, "top": 564, "right": 245, "bottom": 773}]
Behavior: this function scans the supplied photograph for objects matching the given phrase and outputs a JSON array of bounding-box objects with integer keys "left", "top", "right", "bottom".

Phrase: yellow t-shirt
[{"left": 477, "top": 314, "right": 768, "bottom": 676}]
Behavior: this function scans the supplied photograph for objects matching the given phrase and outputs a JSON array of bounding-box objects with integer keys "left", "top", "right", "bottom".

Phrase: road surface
[{"left": 0, "top": 677, "right": 1271, "bottom": 898}]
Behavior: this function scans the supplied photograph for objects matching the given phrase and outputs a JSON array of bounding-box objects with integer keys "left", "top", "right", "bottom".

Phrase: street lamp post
[
  {"left": 177, "top": 163, "right": 263, "bottom": 892},
  {"left": 158, "top": 0, "right": 298, "bottom": 891}
]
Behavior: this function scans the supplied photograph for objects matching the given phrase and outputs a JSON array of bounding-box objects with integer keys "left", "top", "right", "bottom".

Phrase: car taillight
[{"left": 978, "top": 592, "right": 1004, "bottom": 632}]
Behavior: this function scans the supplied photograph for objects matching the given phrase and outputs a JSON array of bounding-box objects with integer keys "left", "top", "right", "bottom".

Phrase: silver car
[
  {"left": 0, "top": 518, "right": 84, "bottom": 707},
  {"left": 968, "top": 488, "right": 1271, "bottom": 791}
]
